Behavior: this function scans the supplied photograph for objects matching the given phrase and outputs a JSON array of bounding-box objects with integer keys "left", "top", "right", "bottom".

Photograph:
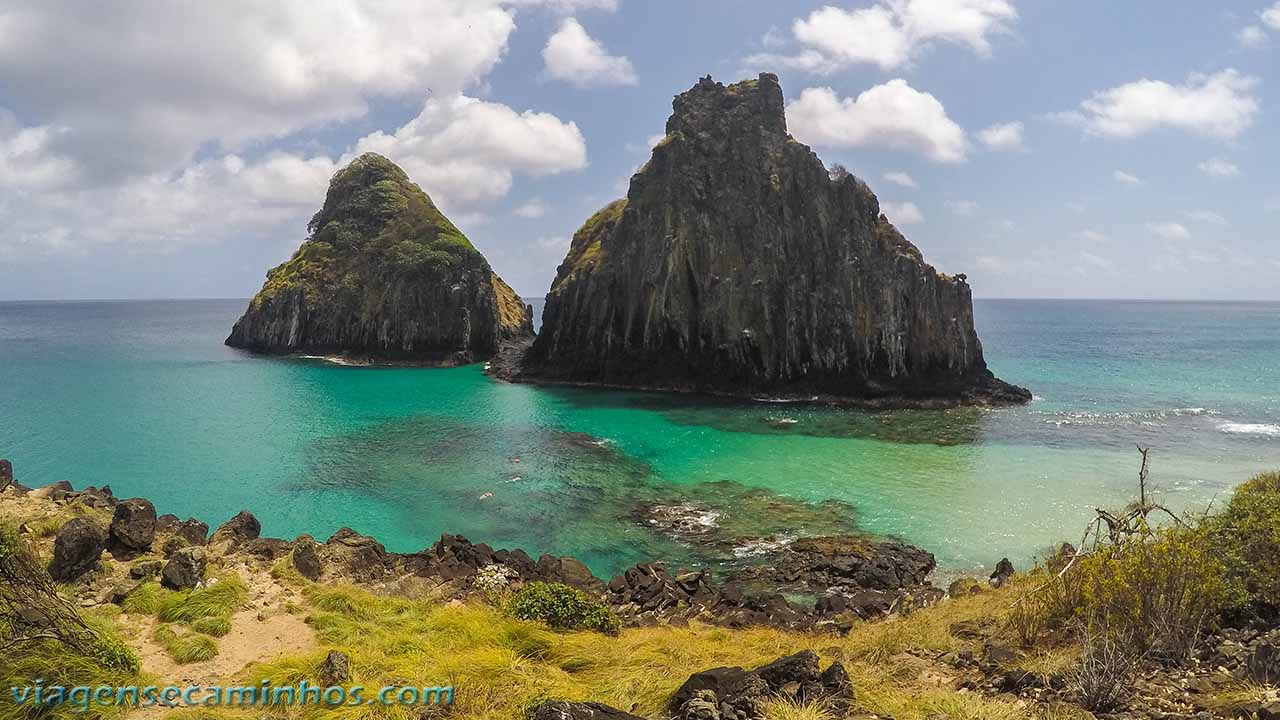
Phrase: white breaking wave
[
  {"left": 732, "top": 535, "right": 795, "bottom": 558},
  {"left": 1217, "top": 421, "right": 1280, "bottom": 438}
]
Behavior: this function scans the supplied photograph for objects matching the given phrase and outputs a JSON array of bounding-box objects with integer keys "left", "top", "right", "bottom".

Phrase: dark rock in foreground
[
  {"left": 109, "top": 498, "right": 157, "bottom": 551},
  {"left": 227, "top": 153, "right": 532, "bottom": 363},
  {"left": 526, "top": 701, "right": 646, "bottom": 720},
  {"left": 49, "top": 516, "right": 108, "bottom": 582},
  {"left": 521, "top": 74, "right": 1029, "bottom": 406}
]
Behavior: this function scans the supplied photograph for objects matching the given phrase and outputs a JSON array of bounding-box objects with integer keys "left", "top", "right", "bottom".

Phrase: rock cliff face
[
  {"left": 523, "top": 74, "right": 1029, "bottom": 404},
  {"left": 227, "top": 153, "right": 532, "bottom": 363}
]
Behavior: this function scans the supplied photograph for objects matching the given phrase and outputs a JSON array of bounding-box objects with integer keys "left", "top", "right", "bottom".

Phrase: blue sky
[{"left": 0, "top": 0, "right": 1277, "bottom": 301}]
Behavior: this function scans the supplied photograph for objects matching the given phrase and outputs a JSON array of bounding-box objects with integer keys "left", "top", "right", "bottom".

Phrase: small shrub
[
  {"left": 1069, "top": 629, "right": 1142, "bottom": 712},
  {"left": 1208, "top": 471, "right": 1280, "bottom": 610},
  {"left": 474, "top": 564, "right": 516, "bottom": 606},
  {"left": 505, "top": 582, "right": 620, "bottom": 635}
]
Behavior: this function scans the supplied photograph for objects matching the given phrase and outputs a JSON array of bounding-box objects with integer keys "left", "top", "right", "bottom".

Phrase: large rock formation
[
  {"left": 522, "top": 74, "right": 1029, "bottom": 405},
  {"left": 227, "top": 153, "right": 532, "bottom": 363}
]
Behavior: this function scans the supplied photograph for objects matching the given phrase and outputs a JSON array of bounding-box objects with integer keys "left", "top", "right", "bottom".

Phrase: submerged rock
[
  {"left": 523, "top": 73, "right": 1029, "bottom": 406},
  {"left": 227, "top": 153, "right": 532, "bottom": 363}
]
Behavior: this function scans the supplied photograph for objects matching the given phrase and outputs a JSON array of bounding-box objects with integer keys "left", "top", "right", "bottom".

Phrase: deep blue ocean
[{"left": 2, "top": 299, "right": 1278, "bottom": 578}]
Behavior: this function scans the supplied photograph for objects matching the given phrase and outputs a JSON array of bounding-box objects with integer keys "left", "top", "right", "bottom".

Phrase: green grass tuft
[{"left": 154, "top": 625, "right": 220, "bottom": 664}]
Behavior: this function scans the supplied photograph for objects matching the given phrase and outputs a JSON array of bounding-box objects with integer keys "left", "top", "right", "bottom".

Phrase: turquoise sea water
[{"left": 2, "top": 299, "right": 1279, "bottom": 579}]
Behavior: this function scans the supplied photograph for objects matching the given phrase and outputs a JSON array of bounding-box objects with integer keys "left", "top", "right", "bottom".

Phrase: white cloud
[
  {"left": 1183, "top": 209, "right": 1229, "bottom": 226},
  {"left": 0, "top": 110, "right": 79, "bottom": 191},
  {"left": 1067, "top": 201, "right": 1087, "bottom": 215},
  {"left": 353, "top": 94, "right": 587, "bottom": 210},
  {"left": 505, "top": 0, "right": 618, "bottom": 11},
  {"left": 1198, "top": 158, "right": 1240, "bottom": 178},
  {"left": 947, "top": 200, "right": 978, "bottom": 215},
  {"left": 883, "top": 171, "right": 918, "bottom": 188},
  {"left": 1075, "top": 229, "right": 1108, "bottom": 243},
  {"left": 747, "top": 0, "right": 1016, "bottom": 73},
  {"left": 1, "top": 93, "right": 588, "bottom": 260},
  {"left": 1079, "top": 251, "right": 1114, "bottom": 271},
  {"left": 1146, "top": 221, "right": 1191, "bottom": 240},
  {"left": 542, "top": 18, "right": 637, "bottom": 87},
  {"left": 1238, "top": 25, "right": 1268, "bottom": 48},
  {"left": 514, "top": 198, "right": 547, "bottom": 218},
  {"left": 978, "top": 121, "right": 1025, "bottom": 151},
  {"left": 1060, "top": 70, "right": 1259, "bottom": 141},
  {"left": 787, "top": 81, "right": 968, "bottom": 163},
  {"left": 1113, "top": 170, "right": 1142, "bottom": 185},
  {"left": 1264, "top": 2, "right": 1280, "bottom": 29},
  {"left": 0, "top": 1, "right": 523, "bottom": 183},
  {"left": 880, "top": 201, "right": 925, "bottom": 224}
]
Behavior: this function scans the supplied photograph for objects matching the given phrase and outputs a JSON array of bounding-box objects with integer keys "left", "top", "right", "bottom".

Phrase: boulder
[
  {"left": 175, "top": 518, "right": 210, "bottom": 546},
  {"left": 129, "top": 559, "right": 164, "bottom": 579},
  {"left": 162, "top": 546, "right": 207, "bottom": 589},
  {"left": 109, "top": 498, "right": 157, "bottom": 551},
  {"left": 324, "top": 528, "right": 391, "bottom": 582},
  {"left": 0, "top": 459, "right": 12, "bottom": 491},
  {"left": 292, "top": 534, "right": 323, "bottom": 581},
  {"left": 48, "top": 517, "right": 108, "bottom": 581},
  {"left": 155, "top": 514, "right": 180, "bottom": 533},
  {"left": 317, "top": 650, "right": 351, "bottom": 685},
  {"left": 947, "top": 578, "right": 984, "bottom": 597},
  {"left": 210, "top": 510, "right": 260, "bottom": 547},
  {"left": 669, "top": 651, "right": 853, "bottom": 720},
  {"left": 536, "top": 554, "right": 605, "bottom": 594},
  {"left": 989, "top": 558, "right": 1015, "bottom": 588},
  {"left": 526, "top": 701, "right": 646, "bottom": 720},
  {"left": 1248, "top": 631, "right": 1280, "bottom": 684}
]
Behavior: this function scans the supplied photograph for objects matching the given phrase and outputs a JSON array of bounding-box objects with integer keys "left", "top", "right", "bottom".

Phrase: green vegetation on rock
[{"left": 227, "top": 153, "right": 531, "bottom": 361}]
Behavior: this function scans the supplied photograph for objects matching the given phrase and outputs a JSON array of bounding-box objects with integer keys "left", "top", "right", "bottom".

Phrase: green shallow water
[{"left": 2, "top": 299, "right": 1279, "bottom": 579}]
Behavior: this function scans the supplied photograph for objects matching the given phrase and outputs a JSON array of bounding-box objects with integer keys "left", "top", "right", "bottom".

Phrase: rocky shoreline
[
  {"left": 0, "top": 461, "right": 973, "bottom": 633},
  {"left": 7, "top": 459, "right": 1280, "bottom": 719}
]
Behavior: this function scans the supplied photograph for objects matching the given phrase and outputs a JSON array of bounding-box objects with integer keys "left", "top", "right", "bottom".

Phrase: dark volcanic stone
[
  {"left": 524, "top": 73, "right": 1029, "bottom": 406},
  {"left": 0, "top": 459, "right": 12, "bottom": 490},
  {"left": 174, "top": 518, "right": 209, "bottom": 546},
  {"left": 324, "top": 528, "right": 391, "bottom": 582},
  {"left": 990, "top": 557, "right": 1015, "bottom": 587},
  {"left": 292, "top": 534, "right": 323, "bottom": 581},
  {"left": 211, "top": 510, "right": 260, "bottom": 547},
  {"left": 225, "top": 153, "right": 532, "bottom": 362},
  {"left": 48, "top": 517, "right": 108, "bottom": 581},
  {"left": 526, "top": 701, "right": 646, "bottom": 720},
  {"left": 162, "top": 547, "right": 207, "bottom": 589},
  {"left": 110, "top": 498, "right": 157, "bottom": 551}
]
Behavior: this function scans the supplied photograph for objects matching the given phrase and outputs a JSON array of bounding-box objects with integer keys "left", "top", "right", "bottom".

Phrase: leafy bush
[
  {"left": 1026, "top": 526, "right": 1235, "bottom": 659},
  {"left": 1208, "top": 471, "right": 1280, "bottom": 610},
  {"left": 505, "top": 583, "right": 620, "bottom": 635}
]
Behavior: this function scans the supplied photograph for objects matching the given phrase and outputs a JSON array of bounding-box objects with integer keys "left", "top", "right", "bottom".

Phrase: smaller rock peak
[{"left": 666, "top": 72, "right": 787, "bottom": 139}]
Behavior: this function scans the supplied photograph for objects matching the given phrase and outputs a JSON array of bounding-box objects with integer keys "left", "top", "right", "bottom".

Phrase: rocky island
[
  {"left": 227, "top": 153, "right": 532, "bottom": 364},
  {"left": 518, "top": 74, "right": 1030, "bottom": 406}
]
